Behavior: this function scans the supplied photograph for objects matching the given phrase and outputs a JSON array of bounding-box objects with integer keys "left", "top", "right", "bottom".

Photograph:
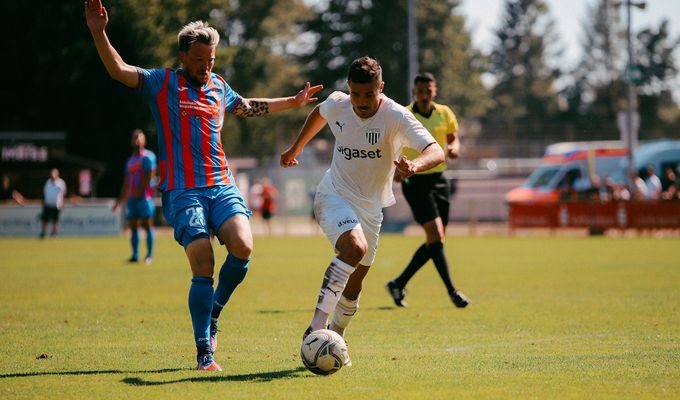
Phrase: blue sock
[
  {"left": 189, "top": 277, "right": 214, "bottom": 348},
  {"left": 212, "top": 254, "right": 249, "bottom": 319},
  {"left": 145, "top": 227, "right": 155, "bottom": 259},
  {"left": 130, "top": 229, "right": 139, "bottom": 260}
]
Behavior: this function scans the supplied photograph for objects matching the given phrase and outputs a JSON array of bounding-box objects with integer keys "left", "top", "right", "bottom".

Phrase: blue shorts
[
  {"left": 126, "top": 197, "right": 155, "bottom": 220},
  {"left": 161, "top": 185, "right": 252, "bottom": 248}
]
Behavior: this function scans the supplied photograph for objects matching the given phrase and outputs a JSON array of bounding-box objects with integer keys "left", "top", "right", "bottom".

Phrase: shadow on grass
[
  {"left": 256, "top": 309, "right": 308, "bottom": 314},
  {"left": 0, "top": 368, "right": 185, "bottom": 379},
  {"left": 365, "top": 306, "right": 395, "bottom": 311},
  {"left": 257, "top": 306, "right": 393, "bottom": 314},
  {"left": 121, "top": 366, "right": 308, "bottom": 385}
]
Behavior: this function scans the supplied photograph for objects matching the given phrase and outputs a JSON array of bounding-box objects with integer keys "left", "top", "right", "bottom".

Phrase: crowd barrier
[
  {"left": 509, "top": 201, "right": 680, "bottom": 230},
  {"left": 0, "top": 201, "right": 123, "bottom": 236}
]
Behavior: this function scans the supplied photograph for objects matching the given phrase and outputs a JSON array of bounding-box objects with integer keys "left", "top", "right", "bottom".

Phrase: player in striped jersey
[
  {"left": 113, "top": 129, "right": 157, "bottom": 265},
  {"left": 85, "top": 0, "right": 322, "bottom": 371}
]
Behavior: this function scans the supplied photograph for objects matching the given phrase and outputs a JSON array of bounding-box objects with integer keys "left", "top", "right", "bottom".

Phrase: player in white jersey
[{"left": 280, "top": 56, "right": 445, "bottom": 360}]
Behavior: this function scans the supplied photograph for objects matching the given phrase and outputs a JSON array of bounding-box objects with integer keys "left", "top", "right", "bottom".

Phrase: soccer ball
[{"left": 300, "top": 329, "right": 349, "bottom": 375}]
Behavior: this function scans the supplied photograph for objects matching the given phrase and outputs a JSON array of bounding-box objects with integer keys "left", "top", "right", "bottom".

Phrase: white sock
[
  {"left": 331, "top": 294, "right": 360, "bottom": 336},
  {"left": 316, "top": 257, "right": 355, "bottom": 314}
]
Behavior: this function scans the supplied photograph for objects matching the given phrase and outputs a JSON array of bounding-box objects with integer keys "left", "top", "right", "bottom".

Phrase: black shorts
[
  {"left": 41, "top": 206, "right": 61, "bottom": 223},
  {"left": 401, "top": 173, "right": 450, "bottom": 225},
  {"left": 262, "top": 210, "right": 273, "bottom": 220}
]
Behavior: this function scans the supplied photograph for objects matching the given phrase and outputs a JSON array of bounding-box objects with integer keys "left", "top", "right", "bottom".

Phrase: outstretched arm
[
  {"left": 280, "top": 105, "right": 327, "bottom": 168},
  {"left": 393, "top": 143, "right": 445, "bottom": 178},
  {"left": 233, "top": 82, "right": 323, "bottom": 118},
  {"left": 84, "top": 0, "right": 139, "bottom": 88}
]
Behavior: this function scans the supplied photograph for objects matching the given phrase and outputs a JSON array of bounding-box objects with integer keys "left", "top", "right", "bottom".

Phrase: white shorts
[{"left": 313, "top": 177, "right": 383, "bottom": 266}]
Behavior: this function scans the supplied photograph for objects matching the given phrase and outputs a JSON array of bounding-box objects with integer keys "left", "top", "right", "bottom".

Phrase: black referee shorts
[
  {"left": 41, "top": 206, "right": 61, "bottom": 223},
  {"left": 401, "top": 172, "right": 450, "bottom": 225}
]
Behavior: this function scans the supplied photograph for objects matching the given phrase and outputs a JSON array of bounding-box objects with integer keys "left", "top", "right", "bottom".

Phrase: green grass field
[{"left": 0, "top": 234, "right": 678, "bottom": 399}]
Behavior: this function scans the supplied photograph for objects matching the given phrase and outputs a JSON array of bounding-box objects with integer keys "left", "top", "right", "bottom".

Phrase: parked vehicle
[{"left": 505, "top": 140, "right": 680, "bottom": 204}]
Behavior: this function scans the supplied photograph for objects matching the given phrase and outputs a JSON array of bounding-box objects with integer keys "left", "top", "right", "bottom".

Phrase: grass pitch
[{"left": 0, "top": 234, "right": 678, "bottom": 399}]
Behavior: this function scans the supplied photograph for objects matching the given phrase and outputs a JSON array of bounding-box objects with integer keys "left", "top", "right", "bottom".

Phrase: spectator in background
[
  {"left": 260, "top": 178, "right": 277, "bottom": 235},
  {"left": 631, "top": 169, "right": 649, "bottom": 201},
  {"left": 249, "top": 181, "right": 263, "bottom": 214},
  {"left": 112, "top": 129, "right": 157, "bottom": 264},
  {"left": 660, "top": 166, "right": 678, "bottom": 200},
  {"left": 558, "top": 169, "right": 581, "bottom": 200},
  {"left": 40, "top": 168, "right": 67, "bottom": 238},
  {"left": 573, "top": 171, "right": 598, "bottom": 200},
  {"left": 644, "top": 165, "right": 662, "bottom": 200},
  {"left": 1, "top": 175, "right": 25, "bottom": 205},
  {"left": 606, "top": 177, "right": 630, "bottom": 201}
]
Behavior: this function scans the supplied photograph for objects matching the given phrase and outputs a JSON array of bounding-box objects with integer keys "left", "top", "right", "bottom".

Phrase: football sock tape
[
  {"left": 316, "top": 257, "right": 354, "bottom": 314},
  {"left": 332, "top": 294, "right": 360, "bottom": 330}
]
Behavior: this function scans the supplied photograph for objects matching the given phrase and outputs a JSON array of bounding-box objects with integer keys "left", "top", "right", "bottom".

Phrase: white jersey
[
  {"left": 44, "top": 178, "right": 67, "bottom": 209},
  {"left": 318, "top": 91, "right": 435, "bottom": 209}
]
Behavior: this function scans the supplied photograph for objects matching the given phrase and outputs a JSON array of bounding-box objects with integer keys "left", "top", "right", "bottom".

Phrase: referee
[{"left": 386, "top": 72, "right": 470, "bottom": 308}]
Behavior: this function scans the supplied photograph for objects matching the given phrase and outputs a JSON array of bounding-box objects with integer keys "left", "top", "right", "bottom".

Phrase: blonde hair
[{"left": 178, "top": 21, "right": 220, "bottom": 52}]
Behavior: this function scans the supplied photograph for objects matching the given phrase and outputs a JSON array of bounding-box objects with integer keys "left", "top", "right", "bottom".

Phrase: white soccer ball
[{"left": 300, "top": 329, "right": 349, "bottom": 375}]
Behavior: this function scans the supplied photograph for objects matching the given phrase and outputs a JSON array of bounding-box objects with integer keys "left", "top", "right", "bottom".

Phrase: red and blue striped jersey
[
  {"left": 125, "top": 149, "right": 157, "bottom": 199},
  {"left": 136, "top": 68, "right": 241, "bottom": 191}
]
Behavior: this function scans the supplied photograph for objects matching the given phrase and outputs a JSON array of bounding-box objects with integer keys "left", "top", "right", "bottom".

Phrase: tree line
[{"left": 1, "top": 0, "right": 678, "bottom": 195}]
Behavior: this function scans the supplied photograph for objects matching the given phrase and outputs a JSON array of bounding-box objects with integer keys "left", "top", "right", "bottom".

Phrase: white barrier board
[{"left": 0, "top": 201, "right": 122, "bottom": 236}]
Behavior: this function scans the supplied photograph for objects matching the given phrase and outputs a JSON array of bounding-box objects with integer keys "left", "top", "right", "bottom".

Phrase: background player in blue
[
  {"left": 85, "top": 0, "right": 322, "bottom": 371},
  {"left": 113, "top": 129, "right": 157, "bottom": 265}
]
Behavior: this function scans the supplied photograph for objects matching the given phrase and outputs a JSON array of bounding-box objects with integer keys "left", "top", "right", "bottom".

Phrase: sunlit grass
[{"left": 0, "top": 235, "right": 678, "bottom": 399}]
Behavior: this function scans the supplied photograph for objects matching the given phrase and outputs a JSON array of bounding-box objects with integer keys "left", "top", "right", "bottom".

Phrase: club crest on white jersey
[{"left": 365, "top": 128, "right": 382, "bottom": 145}]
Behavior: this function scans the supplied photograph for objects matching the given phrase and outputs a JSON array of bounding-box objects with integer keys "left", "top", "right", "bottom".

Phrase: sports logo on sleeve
[
  {"left": 335, "top": 121, "right": 345, "bottom": 132},
  {"left": 365, "top": 128, "right": 382, "bottom": 145}
]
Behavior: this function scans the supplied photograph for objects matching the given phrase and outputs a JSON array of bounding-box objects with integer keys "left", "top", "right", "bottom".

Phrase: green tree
[
  {"left": 303, "top": 0, "right": 409, "bottom": 102},
  {"left": 416, "top": 0, "right": 489, "bottom": 119},
  {"left": 209, "top": 0, "right": 315, "bottom": 164},
  {"left": 564, "top": 0, "right": 625, "bottom": 139},
  {"left": 487, "top": 0, "right": 561, "bottom": 141},
  {"left": 635, "top": 20, "right": 680, "bottom": 139},
  {"left": 304, "top": 0, "right": 487, "bottom": 115},
  {"left": 565, "top": 2, "right": 680, "bottom": 140}
]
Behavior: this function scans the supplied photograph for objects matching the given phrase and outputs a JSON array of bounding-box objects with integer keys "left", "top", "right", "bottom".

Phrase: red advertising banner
[{"left": 509, "top": 201, "right": 680, "bottom": 230}]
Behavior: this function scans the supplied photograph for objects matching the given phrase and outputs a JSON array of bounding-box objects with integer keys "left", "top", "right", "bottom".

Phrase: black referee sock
[
  {"left": 394, "top": 243, "right": 430, "bottom": 288},
  {"left": 427, "top": 241, "right": 456, "bottom": 294}
]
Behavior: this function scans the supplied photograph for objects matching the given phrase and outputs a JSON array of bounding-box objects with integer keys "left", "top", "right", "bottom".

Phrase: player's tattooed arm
[
  {"left": 233, "top": 98, "right": 270, "bottom": 118},
  {"left": 231, "top": 83, "right": 323, "bottom": 118}
]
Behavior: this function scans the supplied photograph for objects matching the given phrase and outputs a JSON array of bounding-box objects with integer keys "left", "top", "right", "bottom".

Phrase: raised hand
[
  {"left": 393, "top": 155, "right": 417, "bottom": 178},
  {"left": 292, "top": 82, "right": 324, "bottom": 108},
  {"left": 84, "top": 0, "right": 108, "bottom": 32}
]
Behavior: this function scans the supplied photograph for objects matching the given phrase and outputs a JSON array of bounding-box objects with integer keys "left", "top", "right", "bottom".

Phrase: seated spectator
[
  {"left": 0, "top": 175, "right": 25, "bottom": 205},
  {"left": 558, "top": 169, "right": 582, "bottom": 200},
  {"left": 631, "top": 170, "right": 649, "bottom": 201},
  {"left": 660, "top": 166, "right": 678, "bottom": 200},
  {"left": 644, "top": 165, "right": 662, "bottom": 200},
  {"left": 607, "top": 177, "right": 630, "bottom": 201}
]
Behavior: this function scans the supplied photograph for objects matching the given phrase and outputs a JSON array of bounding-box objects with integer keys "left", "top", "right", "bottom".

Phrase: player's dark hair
[
  {"left": 414, "top": 72, "right": 436, "bottom": 85},
  {"left": 347, "top": 56, "right": 382, "bottom": 83},
  {"left": 178, "top": 21, "right": 220, "bottom": 53}
]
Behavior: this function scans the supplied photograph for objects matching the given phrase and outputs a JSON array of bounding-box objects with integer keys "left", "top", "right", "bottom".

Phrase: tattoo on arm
[{"left": 234, "top": 99, "right": 270, "bottom": 118}]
